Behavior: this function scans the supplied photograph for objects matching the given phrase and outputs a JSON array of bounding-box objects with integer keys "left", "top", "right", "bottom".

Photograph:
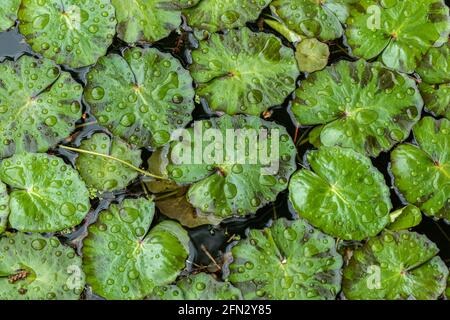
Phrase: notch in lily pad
[{"left": 0, "top": 0, "right": 20, "bottom": 32}]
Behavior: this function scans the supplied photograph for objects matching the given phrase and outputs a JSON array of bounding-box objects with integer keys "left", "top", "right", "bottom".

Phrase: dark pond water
[{"left": 0, "top": 11, "right": 449, "bottom": 300}]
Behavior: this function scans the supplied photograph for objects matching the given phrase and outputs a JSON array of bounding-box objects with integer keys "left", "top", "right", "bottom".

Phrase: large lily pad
[
  {"left": 184, "top": 0, "right": 271, "bottom": 33},
  {"left": 289, "top": 147, "right": 392, "bottom": 240},
  {"left": 166, "top": 115, "right": 297, "bottom": 218},
  {"left": 0, "top": 182, "right": 9, "bottom": 234},
  {"left": 0, "top": 153, "right": 90, "bottom": 232},
  {"left": 291, "top": 59, "right": 423, "bottom": 157},
  {"left": 18, "top": 0, "right": 117, "bottom": 68},
  {"left": 0, "top": 232, "right": 85, "bottom": 300},
  {"left": 227, "top": 218, "right": 343, "bottom": 300},
  {"left": 151, "top": 273, "right": 242, "bottom": 300},
  {"left": 391, "top": 117, "right": 449, "bottom": 220},
  {"left": 83, "top": 198, "right": 190, "bottom": 300},
  {"left": 0, "top": 55, "right": 83, "bottom": 159},
  {"left": 345, "top": 0, "right": 450, "bottom": 73},
  {"left": 74, "top": 132, "right": 142, "bottom": 193},
  {"left": 85, "top": 47, "right": 195, "bottom": 148},
  {"left": 270, "top": 0, "right": 357, "bottom": 41},
  {"left": 190, "top": 27, "right": 299, "bottom": 116},
  {"left": 343, "top": 231, "right": 448, "bottom": 300},
  {"left": 0, "top": 0, "right": 20, "bottom": 32}
]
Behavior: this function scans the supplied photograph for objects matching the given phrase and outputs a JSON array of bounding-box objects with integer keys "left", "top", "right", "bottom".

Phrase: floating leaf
[
  {"left": 387, "top": 205, "right": 422, "bottom": 231},
  {"left": 0, "top": 55, "right": 83, "bottom": 159},
  {"left": 265, "top": 18, "right": 302, "bottom": 43},
  {"left": 419, "top": 83, "right": 450, "bottom": 119},
  {"left": 166, "top": 115, "right": 297, "bottom": 218},
  {"left": 343, "top": 231, "right": 448, "bottom": 300},
  {"left": 0, "top": 182, "right": 9, "bottom": 234},
  {"left": 75, "top": 133, "right": 142, "bottom": 193},
  {"left": 151, "top": 273, "right": 242, "bottom": 300},
  {"left": 85, "top": 47, "right": 195, "bottom": 148},
  {"left": 0, "top": 0, "right": 20, "bottom": 32},
  {"left": 83, "top": 198, "right": 190, "bottom": 300},
  {"left": 295, "top": 38, "right": 329, "bottom": 73},
  {"left": 391, "top": 117, "right": 450, "bottom": 220},
  {"left": 289, "top": 147, "right": 392, "bottom": 240},
  {"left": 308, "top": 125, "right": 324, "bottom": 148},
  {"left": 346, "top": 0, "right": 450, "bottom": 73},
  {"left": 291, "top": 59, "right": 423, "bottom": 157},
  {"left": 0, "top": 232, "right": 85, "bottom": 300},
  {"left": 190, "top": 27, "right": 299, "bottom": 116},
  {"left": 0, "top": 153, "right": 90, "bottom": 232},
  {"left": 227, "top": 218, "right": 343, "bottom": 300},
  {"left": 184, "top": 0, "right": 271, "bottom": 33}
]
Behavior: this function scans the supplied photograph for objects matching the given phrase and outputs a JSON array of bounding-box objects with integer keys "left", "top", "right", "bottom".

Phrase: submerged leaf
[
  {"left": 83, "top": 198, "right": 189, "bottom": 300},
  {"left": 0, "top": 233, "right": 85, "bottom": 300},
  {"left": 291, "top": 59, "right": 423, "bottom": 157},
  {"left": 387, "top": 205, "right": 422, "bottom": 231},
  {"left": 289, "top": 147, "right": 392, "bottom": 240},
  {"left": 190, "top": 27, "right": 299, "bottom": 116},
  {"left": 295, "top": 38, "right": 329, "bottom": 73},
  {"left": 0, "top": 182, "right": 9, "bottom": 233},
  {"left": 0, "top": 55, "right": 82, "bottom": 159},
  {"left": 0, "top": 0, "right": 20, "bottom": 32},
  {"left": 343, "top": 231, "right": 448, "bottom": 300},
  {"left": 228, "top": 218, "right": 343, "bottom": 300}
]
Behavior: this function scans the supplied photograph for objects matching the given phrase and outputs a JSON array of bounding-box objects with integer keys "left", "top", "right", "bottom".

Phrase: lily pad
[
  {"left": 0, "top": 55, "right": 83, "bottom": 159},
  {"left": 345, "top": 0, "right": 450, "bottom": 73},
  {"left": 343, "top": 231, "right": 448, "bottom": 300},
  {"left": 18, "top": 0, "right": 117, "bottom": 68},
  {"left": 184, "top": 0, "right": 271, "bottom": 33},
  {"left": 0, "top": 232, "right": 85, "bottom": 300},
  {"left": 391, "top": 116, "right": 450, "bottom": 220},
  {"left": 270, "top": 0, "right": 357, "bottom": 41},
  {"left": 295, "top": 38, "right": 329, "bottom": 73},
  {"left": 0, "top": 0, "right": 20, "bottom": 32},
  {"left": 291, "top": 59, "right": 423, "bottom": 157},
  {"left": 227, "top": 218, "right": 343, "bottom": 300},
  {"left": 82, "top": 198, "right": 190, "bottom": 300},
  {"left": 85, "top": 47, "right": 195, "bottom": 148},
  {"left": 0, "top": 182, "right": 9, "bottom": 234},
  {"left": 0, "top": 153, "right": 90, "bottom": 232},
  {"left": 151, "top": 273, "right": 243, "bottom": 300},
  {"left": 419, "top": 83, "right": 450, "bottom": 119},
  {"left": 387, "top": 205, "right": 422, "bottom": 231},
  {"left": 190, "top": 27, "right": 299, "bottom": 116},
  {"left": 166, "top": 115, "right": 297, "bottom": 218},
  {"left": 74, "top": 133, "right": 142, "bottom": 193},
  {"left": 289, "top": 147, "right": 392, "bottom": 240}
]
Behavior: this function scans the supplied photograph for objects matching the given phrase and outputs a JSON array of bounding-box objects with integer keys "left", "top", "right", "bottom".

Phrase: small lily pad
[
  {"left": 0, "top": 232, "right": 85, "bottom": 300},
  {"left": 289, "top": 147, "right": 392, "bottom": 240},
  {"left": 343, "top": 231, "right": 448, "bottom": 300},
  {"left": 295, "top": 38, "right": 329, "bottom": 73},
  {"left": 75, "top": 133, "right": 142, "bottom": 193},
  {"left": 85, "top": 47, "right": 195, "bottom": 148},
  {"left": 291, "top": 59, "right": 423, "bottom": 157},
  {"left": 419, "top": 83, "right": 450, "bottom": 119},
  {"left": 0, "top": 153, "right": 90, "bottom": 232},
  {"left": 345, "top": 0, "right": 450, "bottom": 73},
  {"left": 0, "top": 182, "right": 9, "bottom": 234},
  {"left": 0, "top": 55, "right": 83, "bottom": 159},
  {"left": 227, "top": 218, "right": 343, "bottom": 300},
  {"left": 387, "top": 205, "right": 422, "bottom": 231},
  {"left": 83, "top": 198, "right": 190, "bottom": 300},
  {"left": 391, "top": 117, "right": 450, "bottom": 220},
  {"left": 184, "top": 0, "right": 271, "bottom": 33},
  {"left": 190, "top": 27, "right": 299, "bottom": 116},
  {"left": 0, "top": 0, "right": 20, "bottom": 32}
]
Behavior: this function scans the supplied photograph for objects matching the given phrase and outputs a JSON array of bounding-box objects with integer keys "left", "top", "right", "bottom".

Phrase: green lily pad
[
  {"left": 291, "top": 59, "right": 423, "bottom": 157},
  {"left": 83, "top": 198, "right": 190, "bottom": 300},
  {"left": 18, "top": 0, "right": 117, "bottom": 68},
  {"left": 343, "top": 231, "right": 448, "bottom": 300},
  {"left": 184, "top": 0, "right": 271, "bottom": 33},
  {"left": 0, "top": 0, "right": 20, "bottom": 32},
  {"left": 289, "top": 147, "right": 392, "bottom": 240},
  {"left": 151, "top": 273, "right": 243, "bottom": 300},
  {"left": 0, "top": 232, "right": 85, "bottom": 300},
  {"left": 190, "top": 27, "right": 299, "bottom": 116},
  {"left": 0, "top": 55, "right": 83, "bottom": 159},
  {"left": 417, "top": 44, "right": 450, "bottom": 85},
  {"left": 166, "top": 115, "right": 297, "bottom": 218},
  {"left": 446, "top": 274, "right": 450, "bottom": 299},
  {"left": 295, "top": 38, "right": 329, "bottom": 73},
  {"left": 391, "top": 116, "right": 450, "bottom": 220},
  {"left": 0, "top": 153, "right": 90, "bottom": 232},
  {"left": 270, "top": 0, "right": 357, "bottom": 41},
  {"left": 308, "top": 125, "right": 324, "bottom": 148},
  {"left": 227, "top": 218, "right": 343, "bottom": 300},
  {"left": 74, "top": 133, "right": 142, "bottom": 193},
  {"left": 265, "top": 17, "right": 303, "bottom": 43},
  {"left": 0, "top": 182, "right": 9, "bottom": 234},
  {"left": 419, "top": 82, "right": 450, "bottom": 119},
  {"left": 345, "top": 0, "right": 450, "bottom": 73},
  {"left": 85, "top": 47, "right": 195, "bottom": 148},
  {"left": 387, "top": 205, "right": 422, "bottom": 231}
]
